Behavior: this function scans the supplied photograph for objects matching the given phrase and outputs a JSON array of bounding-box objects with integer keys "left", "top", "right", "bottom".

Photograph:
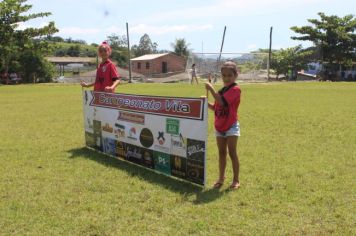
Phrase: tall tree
[
  {"left": 171, "top": 38, "right": 190, "bottom": 57},
  {"left": 131, "top": 34, "right": 158, "bottom": 57},
  {"left": 106, "top": 34, "right": 129, "bottom": 67},
  {"left": 107, "top": 34, "right": 127, "bottom": 49},
  {"left": 291, "top": 12, "right": 356, "bottom": 69},
  {"left": 0, "top": 0, "right": 58, "bottom": 73}
]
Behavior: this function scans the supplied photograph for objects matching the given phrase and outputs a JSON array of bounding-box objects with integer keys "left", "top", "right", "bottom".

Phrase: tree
[
  {"left": 271, "top": 45, "right": 312, "bottom": 79},
  {"left": 45, "top": 35, "right": 64, "bottom": 42},
  {"left": 0, "top": 0, "right": 58, "bottom": 77},
  {"left": 291, "top": 12, "right": 356, "bottom": 71},
  {"left": 131, "top": 34, "right": 158, "bottom": 57},
  {"left": 171, "top": 38, "right": 190, "bottom": 57},
  {"left": 67, "top": 45, "right": 80, "bottom": 57},
  {"left": 107, "top": 34, "right": 127, "bottom": 49},
  {"left": 106, "top": 34, "right": 129, "bottom": 67},
  {"left": 18, "top": 49, "right": 55, "bottom": 83}
]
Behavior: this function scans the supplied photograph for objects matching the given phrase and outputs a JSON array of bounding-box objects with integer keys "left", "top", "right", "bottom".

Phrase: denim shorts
[{"left": 215, "top": 122, "right": 240, "bottom": 137}]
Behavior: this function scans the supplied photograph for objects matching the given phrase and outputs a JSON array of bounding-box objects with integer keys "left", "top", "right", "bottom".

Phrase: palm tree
[{"left": 171, "top": 38, "right": 190, "bottom": 57}]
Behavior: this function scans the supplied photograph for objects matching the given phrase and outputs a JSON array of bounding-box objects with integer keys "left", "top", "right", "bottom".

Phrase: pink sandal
[
  {"left": 229, "top": 182, "right": 240, "bottom": 190},
  {"left": 213, "top": 177, "right": 226, "bottom": 189}
]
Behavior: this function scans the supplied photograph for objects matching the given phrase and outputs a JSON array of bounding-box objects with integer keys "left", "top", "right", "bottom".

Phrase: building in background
[{"left": 130, "top": 53, "right": 186, "bottom": 77}]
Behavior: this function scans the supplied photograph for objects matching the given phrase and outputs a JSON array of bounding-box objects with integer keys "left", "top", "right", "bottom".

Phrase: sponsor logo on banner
[
  {"left": 153, "top": 151, "right": 171, "bottom": 175},
  {"left": 142, "top": 149, "right": 154, "bottom": 169},
  {"left": 125, "top": 144, "right": 143, "bottom": 165},
  {"left": 127, "top": 126, "right": 138, "bottom": 141},
  {"left": 153, "top": 131, "right": 170, "bottom": 153},
  {"left": 117, "top": 111, "right": 145, "bottom": 125},
  {"left": 85, "top": 118, "right": 93, "bottom": 131},
  {"left": 90, "top": 92, "right": 205, "bottom": 120},
  {"left": 170, "top": 155, "right": 187, "bottom": 179},
  {"left": 166, "top": 118, "right": 180, "bottom": 135},
  {"left": 139, "top": 128, "right": 154, "bottom": 148},
  {"left": 103, "top": 137, "right": 117, "bottom": 156},
  {"left": 114, "top": 123, "right": 125, "bottom": 138},
  {"left": 171, "top": 134, "right": 187, "bottom": 157},
  {"left": 85, "top": 132, "right": 95, "bottom": 147},
  {"left": 186, "top": 159, "right": 204, "bottom": 185},
  {"left": 116, "top": 141, "right": 126, "bottom": 158},
  {"left": 102, "top": 123, "right": 114, "bottom": 133},
  {"left": 157, "top": 131, "right": 165, "bottom": 145},
  {"left": 187, "top": 139, "right": 205, "bottom": 162},
  {"left": 93, "top": 120, "right": 103, "bottom": 151}
]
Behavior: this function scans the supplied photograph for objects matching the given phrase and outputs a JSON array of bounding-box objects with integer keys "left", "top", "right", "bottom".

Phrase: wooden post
[
  {"left": 267, "top": 26, "right": 273, "bottom": 81},
  {"left": 126, "top": 22, "right": 132, "bottom": 83}
]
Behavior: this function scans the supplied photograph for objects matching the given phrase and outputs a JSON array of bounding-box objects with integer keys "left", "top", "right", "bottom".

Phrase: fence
[{"left": 57, "top": 52, "right": 270, "bottom": 84}]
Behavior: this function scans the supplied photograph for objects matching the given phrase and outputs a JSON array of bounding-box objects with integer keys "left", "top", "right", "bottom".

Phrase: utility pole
[
  {"left": 126, "top": 22, "right": 132, "bottom": 83},
  {"left": 267, "top": 26, "right": 273, "bottom": 81},
  {"left": 215, "top": 26, "right": 226, "bottom": 83}
]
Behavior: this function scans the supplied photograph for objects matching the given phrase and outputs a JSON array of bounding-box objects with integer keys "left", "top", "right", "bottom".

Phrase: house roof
[{"left": 130, "top": 53, "right": 170, "bottom": 61}]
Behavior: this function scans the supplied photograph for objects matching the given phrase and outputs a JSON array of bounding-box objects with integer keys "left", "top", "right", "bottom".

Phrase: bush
[{"left": 19, "top": 51, "right": 56, "bottom": 83}]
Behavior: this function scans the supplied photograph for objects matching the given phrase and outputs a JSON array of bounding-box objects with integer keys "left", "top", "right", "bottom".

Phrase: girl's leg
[
  {"left": 195, "top": 76, "right": 199, "bottom": 84},
  {"left": 227, "top": 136, "right": 240, "bottom": 188},
  {"left": 215, "top": 136, "right": 227, "bottom": 184}
]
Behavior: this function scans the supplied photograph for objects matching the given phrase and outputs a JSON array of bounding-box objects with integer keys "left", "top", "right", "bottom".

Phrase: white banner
[{"left": 82, "top": 91, "right": 208, "bottom": 186}]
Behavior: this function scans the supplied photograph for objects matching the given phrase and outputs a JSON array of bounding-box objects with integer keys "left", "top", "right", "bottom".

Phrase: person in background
[{"left": 191, "top": 63, "right": 199, "bottom": 85}]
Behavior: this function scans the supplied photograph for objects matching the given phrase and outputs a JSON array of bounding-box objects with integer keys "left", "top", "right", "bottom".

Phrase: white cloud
[
  {"left": 247, "top": 44, "right": 258, "bottom": 50},
  {"left": 59, "top": 27, "right": 101, "bottom": 35},
  {"left": 130, "top": 24, "right": 213, "bottom": 35},
  {"left": 15, "top": 21, "right": 51, "bottom": 30},
  {"left": 15, "top": 22, "right": 33, "bottom": 30},
  {"left": 145, "top": 0, "right": 328, "bottom": 22},
  {"left": 58, "top": 25, "right": 125, "bottom": 36},
  {"left": 56, "top": 24, "right": 212, "bottom": 37}
]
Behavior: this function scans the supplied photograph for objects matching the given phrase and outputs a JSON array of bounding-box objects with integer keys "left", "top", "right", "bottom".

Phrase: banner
[{"left": 82, "top": 91, "right": 208, "bottom": 186}]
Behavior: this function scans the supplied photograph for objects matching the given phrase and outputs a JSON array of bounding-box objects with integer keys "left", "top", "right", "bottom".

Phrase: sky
[{"left": 23, "top": 0, "right": 355, "bottom": 53}]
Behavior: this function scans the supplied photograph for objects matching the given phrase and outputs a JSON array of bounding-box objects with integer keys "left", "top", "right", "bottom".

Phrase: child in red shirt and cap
[
  {"left": 80, "top": 42, "right": 120, "bottom": 92},
  {"left": 205, "top": 61, "right": 241, "bottom": 190}
]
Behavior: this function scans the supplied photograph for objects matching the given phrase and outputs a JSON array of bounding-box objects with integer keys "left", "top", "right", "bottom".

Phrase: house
[{"left": 130, "top": 53, "right": 186, "bottom": 76}]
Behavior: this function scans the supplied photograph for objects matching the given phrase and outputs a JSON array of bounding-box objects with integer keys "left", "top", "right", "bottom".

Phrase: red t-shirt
[
  {"left": 94, "top": 59, "right": 119, "bottom": 92},
  {"left": 214, "top": 83, "right": 241, "bottom": 132}
]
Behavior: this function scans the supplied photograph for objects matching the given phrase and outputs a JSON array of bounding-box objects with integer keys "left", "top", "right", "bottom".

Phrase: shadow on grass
[{"left": 67, "top": 147, "right": 230, "bottom": 204}]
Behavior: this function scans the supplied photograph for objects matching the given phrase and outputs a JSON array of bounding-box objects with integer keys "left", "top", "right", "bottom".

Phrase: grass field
[{"left": 0, "top": 82, "right": 355, "bottom": 235}]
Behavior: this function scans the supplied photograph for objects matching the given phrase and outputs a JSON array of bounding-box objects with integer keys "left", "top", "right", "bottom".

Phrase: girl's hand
[
  {"left": 205, "top": 82, "right": 214, "bottom": 91},
  {"left": 105, "top": 86, "right": 114, "bottom": 93},
  {"left": 80, "top": 81, "right": 88, "bottom": 87}
]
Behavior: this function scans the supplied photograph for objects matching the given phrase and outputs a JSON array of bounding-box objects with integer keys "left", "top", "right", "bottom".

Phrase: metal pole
[
  {"left": 215, "top": 26, "right": 226, "bottom": 83},
  {"left": 218, "top": 26, "right": 226, "bottom": 64},
  {"left": 126, "top": 22, "right": 132, "bottom": 83},
  {"left": 267, "top": 26, "right": 273, "bottom": 81}
]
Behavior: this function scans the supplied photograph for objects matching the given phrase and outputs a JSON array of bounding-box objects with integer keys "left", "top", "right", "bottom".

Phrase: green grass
[{"left": 0, "top": 82, "right": 355, "bottom": 235}]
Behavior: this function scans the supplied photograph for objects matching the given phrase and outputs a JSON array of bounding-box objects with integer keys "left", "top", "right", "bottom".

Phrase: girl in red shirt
[
  {"left": 80, "top": 42, "right": 120, "bottom": 92},
  {"left": 205, "top": 61, "right": 241, "bottom": 190}
]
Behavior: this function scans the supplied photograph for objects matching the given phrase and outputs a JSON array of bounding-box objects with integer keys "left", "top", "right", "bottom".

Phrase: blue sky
[{"left": 24, "top": 0, "right": 355, "bottom": 53}]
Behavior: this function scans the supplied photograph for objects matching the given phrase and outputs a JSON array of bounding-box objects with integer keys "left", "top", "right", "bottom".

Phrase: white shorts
[{"left": 215, "top": 122, "right": 240, "bottom": 137}]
